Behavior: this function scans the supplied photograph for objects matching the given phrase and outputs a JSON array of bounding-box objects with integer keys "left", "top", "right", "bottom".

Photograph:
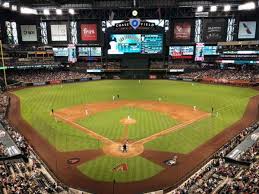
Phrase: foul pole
[{"left": 0, "top": 40, "right": 7, "bottom": 87}]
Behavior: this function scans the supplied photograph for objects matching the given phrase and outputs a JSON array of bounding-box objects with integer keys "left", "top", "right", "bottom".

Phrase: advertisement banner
[
  {"left": 169, "top": 46, "right": 194, "bottom": 58},
  {"left": 238, "top": 21, "right": 257, "bottom": 39},
  {"left": 49, "top": 80, "right": 61, "bottom": 84},
  {"left": 87, "top": 69, "right": 103, "bottom": 73},
  {"left": 63, "top": 79, "right": 75, "bottom": 83},
  {"left": 169, "top": 69, "right": 184, "bottom": 72},
  {"left": 33, "top": 82, "right": 46, "bottom": 86},
  {"left": 80, "top": 78, "right": 90, "bottom": 82},
  {"left": 20, "top": 25, "right": 37, "bottom": 42},
  {"left": 173, "top": 21, "right": 192, "bottom": 42},
  {"left": 203, "top": 19, "right": 227, "bottom": 42},
  {"left": 68, "top": 44, "right": 77, "bottom": 63},
  {"left": 182, "top": 78, "right": 193, "bottom": 82},
  {"left": 169, "top": 77, "right": 178, "bottom": 80},
  {"left": 81, "top": 24, "right": 98, "bottom": 41},
  {"left": 91, "top": 77, "right": 101, "bottom": 80},
  {"left": 51, "top": 24, "right": 67, "bottom": 41},
  {"left": 195, "top": 43, "right": 205, "bottom": 61},
  {"left": 149, "top": 75, "right": 157, "bottom": 79}
]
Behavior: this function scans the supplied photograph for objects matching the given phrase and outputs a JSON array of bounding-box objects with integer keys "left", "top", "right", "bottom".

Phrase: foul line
[
  {"left": 54, "top": 112, "right": 210, "bottom": 147},
  {"left": 132, "top": 113, "right": 211, "bottom": 145},
  {"left": 53, "top": 112, "right": 114, "bottom": 144}
]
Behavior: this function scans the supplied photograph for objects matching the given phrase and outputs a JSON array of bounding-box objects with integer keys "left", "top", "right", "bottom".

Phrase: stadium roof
[{"left": 3, "top": 0, "right": 250, "bottom": 9}]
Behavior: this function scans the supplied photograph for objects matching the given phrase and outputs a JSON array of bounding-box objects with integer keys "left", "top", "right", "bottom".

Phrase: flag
[{"left": 112, "top": 163, "right": 128, "bottom": 172}]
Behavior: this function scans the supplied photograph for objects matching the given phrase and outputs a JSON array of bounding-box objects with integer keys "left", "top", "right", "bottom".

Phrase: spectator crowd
[
  {"left": 171, "top": 122, "right": 259, "bottom": 194},
  {"left": 0, "top": 91, "right": 69, "bottom": 194},
  {"left": 176, "top": 69, "right": 259, "bottom": 82},
  {"left": 7, "top": 70, "right": 100, "bottom": 84}
]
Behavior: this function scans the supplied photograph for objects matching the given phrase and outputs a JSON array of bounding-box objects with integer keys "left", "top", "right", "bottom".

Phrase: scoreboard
[{"left": 108, "top": 34, "right": 163, "bottom": 55}]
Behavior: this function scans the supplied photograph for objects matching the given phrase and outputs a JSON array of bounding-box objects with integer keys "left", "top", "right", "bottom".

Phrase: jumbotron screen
[{"left": 108, "top": 34, "right": 163, "bottom": 55}]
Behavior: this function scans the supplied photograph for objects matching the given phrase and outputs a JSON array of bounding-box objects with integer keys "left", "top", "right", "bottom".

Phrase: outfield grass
[
  {"left": 77, "top": 106, "right": 179, "bottom": 140},
  {"left": 14, "top": 80, "right": 258, "bottom": 153},
  {"left": 145, "top": 97, "right": 249, "bottom": 153},
  {"left": 78, "top": 155, "right": 164, "bottom": 182}
]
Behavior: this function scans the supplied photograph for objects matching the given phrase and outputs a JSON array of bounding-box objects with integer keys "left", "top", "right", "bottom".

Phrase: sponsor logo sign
[
  {"left": 81, "top": 24, "right": 98, "bottom": 41},
  {"left": 21, "top": 25, "right": 37, "bottom": 41}
]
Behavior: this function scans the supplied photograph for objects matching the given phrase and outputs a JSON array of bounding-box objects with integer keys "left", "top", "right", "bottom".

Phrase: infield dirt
[{"left": 53, "top": 100, "right": 210, "bottom": 158}]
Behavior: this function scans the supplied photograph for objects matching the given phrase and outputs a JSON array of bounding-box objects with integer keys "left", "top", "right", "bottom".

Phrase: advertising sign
[
  {"left": 169, "top": 46, "right": 194, "bottom": 56},
  {"left": 68, "top": 44, "right": 77, "bottom": 63},
  {"left": 203, "top": 19, "right": 227, "bottom": 42},
  {"left": 195, "top": 43, "right": 205, "bottom": 61},
  {"left": 238, "top": 21, "right": 257, "bottom": 39},
  {"left": 20, "top": 25, "right": 37, "bottom": 41},
  {"left": 78, "top": 47, "right": 102, "bottom": 57},
  {"left": 81, "top": 24, "right": 98, "bottom": 41},
  {"left": 51, "top": 24, "right": 67, "bottom": 41},
  {"left": 203, "top": 46, "right": 218, "bottom": 55},
  {"left": 173, "top": 21, "right": 192, "bottom": 42},
  {"left": 53, "top": 48, "right": 68, "bottom": 56}
]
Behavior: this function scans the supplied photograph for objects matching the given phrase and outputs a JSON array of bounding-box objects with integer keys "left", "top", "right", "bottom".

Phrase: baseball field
[{"left": 10, "top": 80, "right": 258, "bottom": 191}]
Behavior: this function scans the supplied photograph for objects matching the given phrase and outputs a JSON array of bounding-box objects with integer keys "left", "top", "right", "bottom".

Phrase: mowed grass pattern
[
  {"left": 78, "top": 156, "right": 164, "bottom": 182},
  {"left": 14, "top": 80, "right": 258, "bottom": 153},
  {"left": 145, "top": 97, "right": 249, "bottom": 153},
  {"left": 77, "top": 106, "right": 179, "bottom": 140}
]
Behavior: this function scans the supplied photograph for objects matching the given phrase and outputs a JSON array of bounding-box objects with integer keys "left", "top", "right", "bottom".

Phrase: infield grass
[
  {"left": 78, "top": 155, "right": 164, "bottom": 182},
  {"left": 77, "top": 106, "right": 179, "bottom": 140}
]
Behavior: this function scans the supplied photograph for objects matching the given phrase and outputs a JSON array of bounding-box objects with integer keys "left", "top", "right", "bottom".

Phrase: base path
[
  {"left": 54, "top": 100, "right": 210, "bottom": 158},
  {"left": 7, "top": 93, "right": 259, "bottom": 194}
]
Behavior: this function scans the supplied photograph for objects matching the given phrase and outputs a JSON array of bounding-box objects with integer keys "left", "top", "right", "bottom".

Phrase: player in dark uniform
[{"left": 122, "top": 144, "right": 127, "bottom": 152}]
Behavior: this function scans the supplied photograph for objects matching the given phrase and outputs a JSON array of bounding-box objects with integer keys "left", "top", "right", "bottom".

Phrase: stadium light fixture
[
  {"left": 20, "top": 7, "right": 38, "bottom": 15},
  {"left": 238, "top": 2, "right": 256, "bottom": 10},
  {"left": 68, "top": 8, "right": 75, "bottom": 15},
  {"left": 197, "top": 6, "right": 203, "bottom": 12},
  {"left": 43, "top": 9, "right": 50, "bottom": 15},
  {"left": 11, "top": 5, "right": 17, "bottom": 11},
  {"left": 224, "top": 5, "right": 231, "bottom": 12},
  {"left": 2, "top": 2, "right": 10, "bottom": 8},
  {"left": 56, "top": 9, "right": 62, "bottom": 15},
  {"left": 210, "top": 5, "right": 217, "bottom": 12}
]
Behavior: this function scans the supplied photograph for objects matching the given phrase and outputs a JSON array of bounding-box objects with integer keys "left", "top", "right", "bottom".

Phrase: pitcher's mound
[{"left": 120, "top": 117, "right": 136, "bottom": 125}]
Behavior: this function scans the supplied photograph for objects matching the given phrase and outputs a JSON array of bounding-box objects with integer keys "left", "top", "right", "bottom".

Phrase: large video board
[{"left": 108, "top": 34, "right": 163, "bottom": 55}]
